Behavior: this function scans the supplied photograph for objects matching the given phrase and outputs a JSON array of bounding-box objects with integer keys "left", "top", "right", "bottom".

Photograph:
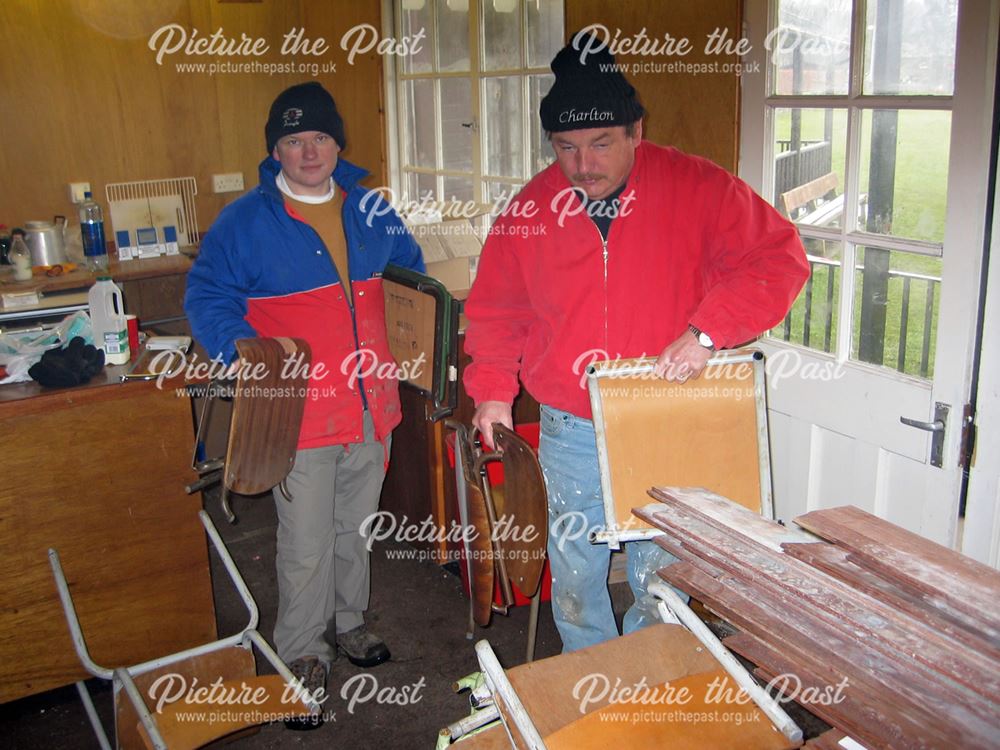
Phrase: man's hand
[
  {"left": 654, "top": 329, "right": 713, "bottom": 382},
  {"left": 471, "top": 400, "right": 513, "bottom": 450}
]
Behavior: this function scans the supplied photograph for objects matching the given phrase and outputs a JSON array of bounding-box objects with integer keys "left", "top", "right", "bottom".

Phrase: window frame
[
  {"left": 741, "top": 0, "right": 956, "bottom": 374},
  {"left": 381, "top": 0, "right": 562, "bottom": 214}
]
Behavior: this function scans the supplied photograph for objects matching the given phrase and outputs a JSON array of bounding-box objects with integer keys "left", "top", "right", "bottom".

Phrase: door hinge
[{"left": 959, "top": 402, "right": 976, "bottom": 471}]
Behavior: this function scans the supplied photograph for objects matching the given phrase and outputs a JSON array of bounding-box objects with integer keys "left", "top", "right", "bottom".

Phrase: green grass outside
[{"left": 770, "top": 108, "right": 949, "bottom": 377}]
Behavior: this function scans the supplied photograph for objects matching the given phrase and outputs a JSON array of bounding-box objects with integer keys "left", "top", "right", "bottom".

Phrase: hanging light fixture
[
  {"left": 493, "top": 0, "right": 517, "bottom": 13},
  {"left": 402, "top": 0, "right": 425, "bottom": 10},
  {"left": 447, "top": 0, "right": 469, "bottom": 10}
]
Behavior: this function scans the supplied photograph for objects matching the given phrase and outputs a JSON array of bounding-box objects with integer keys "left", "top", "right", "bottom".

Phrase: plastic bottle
[
  {"left": 88, "top": 276, "right": 129, "bottom": 364},
  {"left": 79, "top": 191, "right": 109, "bottom": 273},
  {"left": 9, "top": 232, "right": 33, "bottom": 281}
]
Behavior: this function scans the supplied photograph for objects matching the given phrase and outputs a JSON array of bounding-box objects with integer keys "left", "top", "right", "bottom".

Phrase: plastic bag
[{"left": 0, "top": 311, "right": 94, "bottom": 384}]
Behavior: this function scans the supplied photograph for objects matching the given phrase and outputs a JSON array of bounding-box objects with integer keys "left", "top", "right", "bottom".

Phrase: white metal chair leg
[
  {"left": 48, "top": 509, "right": 319, "bottom": 750},
  {"left": 74, "top": 681, "right": 112, "bottom": 750},
  {"left": 475, "top": 640, "right": 547, "bottom": 749},
  {"left": 648, "top": 581, "right": 803, "bottom": 745},
  {"left": 116, "top": 667, "right": 168, "bottom": 749}
]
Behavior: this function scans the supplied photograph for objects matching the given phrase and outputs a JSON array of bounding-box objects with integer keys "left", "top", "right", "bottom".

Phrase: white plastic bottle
[{"left": 88, "top": 276, "right": 129, "bottom": 364}]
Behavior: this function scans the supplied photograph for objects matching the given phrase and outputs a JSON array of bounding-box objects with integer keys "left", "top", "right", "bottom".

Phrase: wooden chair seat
[
  {"left": 456, "top": 425, "right": 496, "bottom": 627},
  {"left": 491, "top": 425, "right": 547, "bottom": 599},
  {"left": 226, "top": 337, "right": 311, "bottom": 494},
  {"left": 544, "top": 667, "right": 795, "bottom": 749},
  {"left": 138, "top": 673, "right": 313, "bottom": 750}
]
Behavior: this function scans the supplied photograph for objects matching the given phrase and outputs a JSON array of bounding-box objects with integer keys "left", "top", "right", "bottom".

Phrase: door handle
[
  {"left": 899, "top": 416, "right": 945, "bottom": 432},
  {"left": 900, "top": 402, "right": 949, "bottom": 468}
]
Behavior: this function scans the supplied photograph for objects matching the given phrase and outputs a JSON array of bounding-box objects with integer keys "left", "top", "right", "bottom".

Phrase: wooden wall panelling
[
  {"left": 300, "top": 0, "right": 389, "bottom": 190},
  {"left": 0, "top": 0, "right": 385, "bottom": 235},
  {"left": 564, "top": 0, "right": 742, "bottom": 171}
]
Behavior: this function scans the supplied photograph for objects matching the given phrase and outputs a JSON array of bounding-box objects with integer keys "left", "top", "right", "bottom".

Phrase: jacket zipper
[
  {"left": 588, "top": 219, "right": 610, "bottom": 355},
  {"left": 340, "top": 207, "right": 370, "bottom": 414}
]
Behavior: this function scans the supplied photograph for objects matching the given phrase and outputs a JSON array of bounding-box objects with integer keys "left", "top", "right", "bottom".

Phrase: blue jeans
[{"left": 538, "top": 404, "right": 684, "bottom": 653}]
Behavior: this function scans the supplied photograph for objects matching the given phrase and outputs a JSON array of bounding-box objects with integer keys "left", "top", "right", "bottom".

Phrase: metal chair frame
[
  {"left": 448, "top": 421, "right": 545, "bottom": 663},
  {"left": 438, "top": 586, "right": 802, "bottom": 748},
  {"left": 48, "top": 510, "right": 320, "bottom": 750}
]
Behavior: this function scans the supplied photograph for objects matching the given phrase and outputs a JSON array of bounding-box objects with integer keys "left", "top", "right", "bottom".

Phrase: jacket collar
[{"left": 257, "top": 155, "right": 370, "bottom": 199}]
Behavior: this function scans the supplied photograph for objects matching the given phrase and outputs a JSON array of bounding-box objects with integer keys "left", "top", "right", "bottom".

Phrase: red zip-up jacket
[{"left": 463, "top": 141, "right": 809, "bottom": 419}]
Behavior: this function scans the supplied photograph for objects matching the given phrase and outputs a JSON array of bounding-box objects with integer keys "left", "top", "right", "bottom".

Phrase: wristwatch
[{"left": 688, "top": 324, "right": 716, "bottom": 351}]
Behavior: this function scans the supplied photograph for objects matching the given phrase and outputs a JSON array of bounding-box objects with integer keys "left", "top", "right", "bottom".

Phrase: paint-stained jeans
[{"left": 539, "top": 404, "right": 685, "bottom": 653}]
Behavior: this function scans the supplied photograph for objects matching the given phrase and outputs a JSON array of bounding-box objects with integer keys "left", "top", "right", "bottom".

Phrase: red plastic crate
[{"left": 446, "top": 423, "right": 552, "bottom": 606}]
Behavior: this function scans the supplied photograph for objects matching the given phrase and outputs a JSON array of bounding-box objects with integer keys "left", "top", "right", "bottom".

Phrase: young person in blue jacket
[{"left": 185, "top": 82, "right": 424, "bottom": 714}]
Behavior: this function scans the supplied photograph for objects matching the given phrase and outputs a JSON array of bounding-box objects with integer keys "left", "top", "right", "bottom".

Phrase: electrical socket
[
  {"left": 68, "top": 182, "right": 92, "bottom": 204},
  {"left": 212, "top": 172, "right": 245, "bottom": 193}
]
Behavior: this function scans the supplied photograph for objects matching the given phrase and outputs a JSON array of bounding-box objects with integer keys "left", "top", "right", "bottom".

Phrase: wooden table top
[{"left": 0, "top": 251, "right": 195, "bottom": 295}]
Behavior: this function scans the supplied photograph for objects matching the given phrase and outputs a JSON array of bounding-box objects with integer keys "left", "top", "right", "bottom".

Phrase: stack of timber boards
[{"left": 633, "top": 488, "right": 1000, "bottom": 750}]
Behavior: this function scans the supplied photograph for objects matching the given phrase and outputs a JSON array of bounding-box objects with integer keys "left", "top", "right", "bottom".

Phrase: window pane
[
  {"left": 529, "top": 74, "right": 555, "bottom": 175},
  {"left": 443, "top": 175, "right": 474, "bottom": 204},
  {"left": 485, "top": 181, "right": 522, "bottom": 213},
  {"left": 483, "top": 76, "right": 524, "bottom": 178},
  {"left": 863, "top": 0, "right": 957, "bottom": 95},
  {"left": 773, "top": 0, "right": 852, "bottom": 95},
  {"left": 440, "top": 78, "right": 473, "bottom": 171},
  {"left": 406, "top": 171, "right": 439, "bottom": 203},
  {"left": 438, "top": 0, "right": 470, "bottom": 71},
  {"left": 400, "top": 0, "right": 434, "bottom": 74},
  {"left": 858, "top": 110, "right": 951, "bottom": 243},
  {"left": 852, "top": 248, "right": 941, "bottom": 378},
  {"left": 402, "top": 79, "right": 437, "bottom": 169},
  {"left": 772, "top": 108, "right": 847, "bottom": 228},
  {"left": 526, "top": 0, "right": 563, "bottom": 68},
  {"left": 483, "top": 0, "right": 521, "bottom": 71},
  {"left": 769, "top": 242, "right": 842, "bottom": 354}
]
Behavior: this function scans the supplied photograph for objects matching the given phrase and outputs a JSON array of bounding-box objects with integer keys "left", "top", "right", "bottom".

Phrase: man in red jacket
[{"left": 463, "top": 35, "right": 808, "bottom": 652}]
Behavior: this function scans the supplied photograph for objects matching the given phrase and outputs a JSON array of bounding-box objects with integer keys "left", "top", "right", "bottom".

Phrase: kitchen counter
[
  {"left": 0, "top": 251, "right": 195, "bottom": 294},
  {"left": 0, "top": 252, "right": 195, "bottom": 328},
  {"left": 0, "top": 365, "right": 216, "bottom": 702}
]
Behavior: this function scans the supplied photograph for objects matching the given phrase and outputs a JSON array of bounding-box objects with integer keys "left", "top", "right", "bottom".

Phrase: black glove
[{"left": 28, "top": 336, "right": 105, "bottom": 388}]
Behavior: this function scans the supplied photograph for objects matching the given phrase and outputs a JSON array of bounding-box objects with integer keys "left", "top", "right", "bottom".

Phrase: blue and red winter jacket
[{"left": 184, "top": 156, "right": 425, "bottom": 448}]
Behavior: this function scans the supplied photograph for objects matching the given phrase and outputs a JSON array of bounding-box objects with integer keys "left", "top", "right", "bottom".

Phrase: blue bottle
[{"left": 79, "top": 191, "right": 109, "bottom": 272}]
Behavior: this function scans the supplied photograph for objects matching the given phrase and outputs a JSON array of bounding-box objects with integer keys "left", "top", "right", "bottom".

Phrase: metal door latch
[{"left": 900, "top": 401, "right": 949, "bottom": 468}]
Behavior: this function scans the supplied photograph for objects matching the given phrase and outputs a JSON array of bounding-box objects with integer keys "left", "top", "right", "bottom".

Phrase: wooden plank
[
  {"left": 783, "top": 541, "right": 1000, "bottom": 654},
  {"left": 781, "top": 172, "right": 839, "bottom": 217},
  {"left": 725, "top": 632, "right": 914, "bottom": 750},
  {"left": 637, "top": 497, "right": 1000, "bottom": 704},
  {"left": 644, "top": 486, "right": 819, "bottom": 551},
  {"left": 802, "top": 730, "right": 851, "bottom": 750},
  {"left": 661, "top": 562, "right": 991, "bottom": 749},
  {"left": 794, "top": 506, "right": 1000, "bottom": 632}
]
